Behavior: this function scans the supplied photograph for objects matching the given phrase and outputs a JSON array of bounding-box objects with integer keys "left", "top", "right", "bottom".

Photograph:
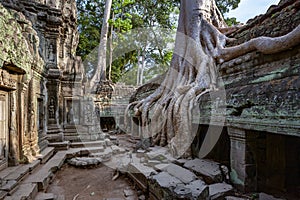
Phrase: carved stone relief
[
  {"left": 0, "top": 69, "right": 16, "bottom": 89},
  {"left": 48, "top": 97, "right": 56, "bottom": 119}
]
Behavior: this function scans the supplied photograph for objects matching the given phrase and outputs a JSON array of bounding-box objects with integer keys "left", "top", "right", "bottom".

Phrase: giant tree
[
  {"left": 127, "top": 0, "right": 300, "bottom": 158},
  {"left": 90, "top": 0, "right": 112, "bottom": 86}
]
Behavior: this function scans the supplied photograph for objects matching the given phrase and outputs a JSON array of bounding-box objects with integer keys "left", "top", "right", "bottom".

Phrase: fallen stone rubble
[{"left": 0, "top": 134, "right": 287, "bottom": 200}]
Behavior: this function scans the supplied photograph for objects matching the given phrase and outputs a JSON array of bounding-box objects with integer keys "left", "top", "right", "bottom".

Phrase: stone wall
[
  {"left": 213, "top": 0, "right": 300, "bottom": 193},
  {"left": 0, "top": 0, "right": 88, "bottom": 166}
]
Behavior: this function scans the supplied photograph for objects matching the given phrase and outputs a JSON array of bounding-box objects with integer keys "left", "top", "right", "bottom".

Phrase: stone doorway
[{"left": 0, "top": 91, "right": 8, "bottom": 170}]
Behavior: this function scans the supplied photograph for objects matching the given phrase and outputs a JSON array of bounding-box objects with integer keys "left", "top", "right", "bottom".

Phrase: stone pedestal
[{"left": 227, "top": 127, "right": 258, "bottom": 192}]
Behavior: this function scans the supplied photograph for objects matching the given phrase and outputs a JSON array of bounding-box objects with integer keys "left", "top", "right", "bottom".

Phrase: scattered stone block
[
  {"left": 186, "top": 180, "right": 209, "bottom": 199},
  {"left": 164, "top": 163, "right": 197, "bottom": 184},
  {"left": 154, "top": 164, "right": 169, "bottom": 171},
  {"left": 175, "top": 158, "right": 190, "bottom": 166},
  {"left": 174, "top": 184, "right": 192, "bottom": 198},
  {"left": 184, "top": 159, "right": 223, "bottom": 183},
  {"left": 105, "top": 138, "right": 113, "bottom": 146},
  {"left": 68, "top": 157, "right": 102, "bottom": 167},
  {"left": 225, "top": 196, "right": 248, "bottom": 200},
  {"left": 149, "top": 172, "right": 182, "bottom": 199},
  {"left": 209, "top": 183, "right": 233, "bottom": 200},
  {"left": 128, "top": 163, "right": 156, "bottom": 192},
  {"left": 151, "top": 172, "right": 182, "bottom": 188},
  {"left": 259, "top": 193, "right": 285, "bottom": 200}
]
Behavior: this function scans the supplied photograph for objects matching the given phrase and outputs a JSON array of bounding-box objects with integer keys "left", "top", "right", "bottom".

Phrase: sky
[{"left": 225, "top": 0, "right": 281, "bottom": 24}]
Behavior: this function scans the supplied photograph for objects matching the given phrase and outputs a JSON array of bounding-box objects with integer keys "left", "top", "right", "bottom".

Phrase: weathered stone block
[
  {"left": 184, "top": 159, "right": 223, "bottom": 183},
  {"left": 209, "top": 183, "right": 233, "bottom": 200},
  {"left": 164, "top": 163, "right": 197, "bottom": 184}
]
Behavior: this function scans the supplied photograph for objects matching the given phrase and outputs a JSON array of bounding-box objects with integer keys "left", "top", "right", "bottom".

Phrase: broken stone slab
[
  {"left": 151, "top": 172, "right": 183, "bottom": 188},
  {"left": 128, "top": 163, "right": 157, "bottom": 192},
  {"left": 154, "top": 163, "right": 169, "bottom": 171},
  {"left": 149, "top": 172, "right": 183, "bottom": 199},
  {"left": 209, "top": 183, "right": 234, "bottom": 200},
  {"left": 68, "top": 157, "right": 102, "bottom": 167},
  {"left": 164, "top": 163, "right": 197, "bottom": 184},
  {"left": 146, "top": 160, "right": 162, "bottom": 167},
  {"left": 111, "top": 145, "right": 122, "bottom": 154},
  {"left": 185, "top": 180, "right": 209, "bottom": 200},
  {"left": 105, "top": 138, "right": 113, "bottom": 146},
  {"left": 184, "top": 159, "right": 223, "bottom": 183},
  {"left": 175, "top": 158, "right": 190, "bottom": 166},
  {"left": 259, "top": 193, "right": 285, "bottom": 200},
  {"left": 225, "top": 196, "right": 249, "bottom": 200},
  {"left": 174, "top": 184, "right": 192, "bottom": 198}
]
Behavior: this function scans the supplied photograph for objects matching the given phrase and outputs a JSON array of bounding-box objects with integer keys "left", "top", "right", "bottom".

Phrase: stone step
[
  {"left": 4, "top": 165, "right": 31, "bottom": 182},
  {"left": 70, "top": 140, "right": 106, "bottom": 148},
  {"left": 48, "top": 142, "right": 70, "bottom": 151},
  {"left": 47, "top": 133, "right": 64, "bottom": 143},
  {"left": 0, "top": 165, "right": 35, "bottom": 197},
  {"left": 78, "top": 146, "right": 105, "bottom": 155},
  {"left": 4, "top": 183, "right": 38, "bottom": 200},
  {"left": 63, "top": 129, "right": 78, "bottom": 133},
  {"left": 63, "top": 135, "right": 81, "bottom": 142},
  {"left": 23, "top": 152, "right": 67, "bottom": 191},
  {"left": 37, "top": 147, "right": 55, "bottom": 164}
]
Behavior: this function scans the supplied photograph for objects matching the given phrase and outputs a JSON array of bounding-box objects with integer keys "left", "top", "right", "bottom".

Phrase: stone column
[
  {"left": 228, "top": 127, "right": 258, "bottom": 192},
  {"left": 19, "top": 82, "right": 29, "bottom": 162},
  {"left": 8, "top": 91, "right": 19, "bottom": 166}
]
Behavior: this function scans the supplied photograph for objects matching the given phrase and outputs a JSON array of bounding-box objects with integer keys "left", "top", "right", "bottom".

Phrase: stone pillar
[
  {"left": 228, "top": 127, "right": 258, "bottom": 192},
  {"left": 8, "top": 91, "right": 19, "bottom": 166},
  {"left": 19, "top": 82, "right": 28, "bottom": 162}
]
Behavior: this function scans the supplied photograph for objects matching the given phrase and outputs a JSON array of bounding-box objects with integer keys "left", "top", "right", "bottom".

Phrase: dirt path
[{"left": 47, "top": 164, "right": 138, "bottom": 200}]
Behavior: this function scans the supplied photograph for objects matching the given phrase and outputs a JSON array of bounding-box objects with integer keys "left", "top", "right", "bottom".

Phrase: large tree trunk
[
  {"left": 126, "top": 0, "right": 300, "bottom": 158},
  {"left": 91, "top": 0, "right": 112, "bottom": 87}
]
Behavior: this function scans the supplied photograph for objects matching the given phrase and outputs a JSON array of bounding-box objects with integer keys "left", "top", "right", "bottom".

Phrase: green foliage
[
  {"left": 216, "top": 0, "right": 240, "bottom": 15},
  {"left": 225, "top": 17, "right": 239, "bottom": 26},
  {"left": 216, "top": 0, "right": 241, "bottom": 25},
  {"left": 76, "top": 0, "right": 240, "bottom": 84}
]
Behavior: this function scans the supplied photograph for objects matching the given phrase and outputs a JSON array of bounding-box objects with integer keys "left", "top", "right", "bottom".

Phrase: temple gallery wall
[{"left": 0, "top": 0, "right": 299, "bottom": 195}]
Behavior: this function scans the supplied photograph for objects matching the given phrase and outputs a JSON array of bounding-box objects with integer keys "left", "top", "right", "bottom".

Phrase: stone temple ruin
[{"left": 0, "top": 0, "right": 299, "bottom": 199}]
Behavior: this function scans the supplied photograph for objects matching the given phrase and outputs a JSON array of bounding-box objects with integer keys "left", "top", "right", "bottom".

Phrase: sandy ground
[{"left": 47, "top": 163, "right": 138, "bottom": 200}]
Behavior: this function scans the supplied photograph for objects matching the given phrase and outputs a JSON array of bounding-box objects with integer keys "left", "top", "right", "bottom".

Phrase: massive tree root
[{"left": 126, "top": 0, "right": 300, "bottom": 158}]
